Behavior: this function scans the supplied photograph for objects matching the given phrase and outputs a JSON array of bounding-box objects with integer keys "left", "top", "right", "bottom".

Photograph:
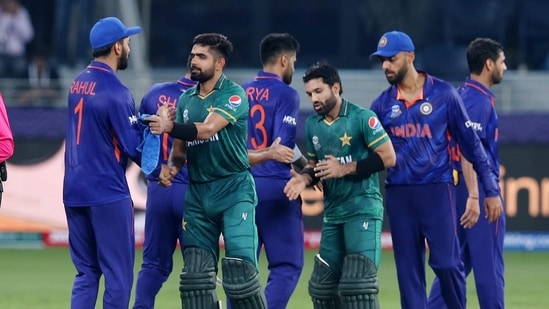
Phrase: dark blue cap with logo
[
  {"left": 369, "top": 31, "right": 415, "bottom": 60},
  {"left": 89, "top": 17, "right": 142, "bottom": 49}
]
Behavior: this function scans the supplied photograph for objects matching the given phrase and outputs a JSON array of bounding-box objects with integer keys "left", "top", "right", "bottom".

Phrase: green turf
[{"left": 0, "top": 248, "right": 547, "bottom": 308}]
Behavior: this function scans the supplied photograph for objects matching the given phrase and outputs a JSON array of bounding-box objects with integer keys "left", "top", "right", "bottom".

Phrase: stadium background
[{"left": 0, "top": 0, "right": 548, "bottom": 251}]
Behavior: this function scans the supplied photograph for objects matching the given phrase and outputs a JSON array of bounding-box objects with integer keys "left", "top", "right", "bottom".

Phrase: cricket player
[
  {"left": 133, "top": 59, "right": 196, "bottom": 308},
  {"left": 63, "top": 17, "right": 142, "bottom": 309},
  {"left": 368, "top": 30, "right": 503, "bottom": 309},
  {"left": 284, "top": 61, "right": 396, "bottom": 308},
  {"left": 145, "top": 33, "right": 267, "bottom": 309},
  {"left": 242, "top": 33, "right": 303, "bottom": 309},
  {"left": 428, "top": 37, "right": 507, "bottom": 309}
]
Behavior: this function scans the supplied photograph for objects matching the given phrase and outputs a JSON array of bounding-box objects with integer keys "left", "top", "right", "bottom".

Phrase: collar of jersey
[
  {"left": 464, "top": 77, "right": 494, "bottom": 99},
  {"left": 86, "top": 61, "right": 115, "bottom": 74},
  {"left": 255, "top": 71, "right": 282, "bottom": 81},
  {"left": 177, "top": 77, "right": 197, "bottom": 88}
]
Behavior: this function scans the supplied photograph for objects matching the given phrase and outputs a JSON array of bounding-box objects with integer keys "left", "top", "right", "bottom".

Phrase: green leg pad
[
  {"left": 179, "top": 247, "right": 220, "bottom": 309},
  {"left": 339, "top": 254, "right": 379, "bottom": 309},
  {"left": 221, "top": 257, "right": 266, "bottom": 309},
  {"left": 308, "top": 254, "right": 341, "bottom": 309}
]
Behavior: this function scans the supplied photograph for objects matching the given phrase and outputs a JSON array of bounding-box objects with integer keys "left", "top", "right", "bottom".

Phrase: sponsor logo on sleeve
[
  {"left": 369, "top": 116, "right": 385, "bottom": 134},
  {"left": 225, "top": 95, "right": 242, "bottom": 111},
  {"left": 228, "top": 95, "right": 242, "bottom": 107},
  {"left": 283, "top": 115, "right": 297, "bottom": 125}
]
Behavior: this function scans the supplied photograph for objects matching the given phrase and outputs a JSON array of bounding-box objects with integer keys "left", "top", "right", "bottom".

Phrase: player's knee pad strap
[
  {"left": 339, "top": 254, "right": 379, "bottom": 309},
  {"left": 308, "top": 254, "right": 341, "bottom": 309},
  {"left": 179, "top": 247, "right": 219, "bottom": 308},
  {"left": 221, "top": 257, "right": 266, "bottom": 309}
]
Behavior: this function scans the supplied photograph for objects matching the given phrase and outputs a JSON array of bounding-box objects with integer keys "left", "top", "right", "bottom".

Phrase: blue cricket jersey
[
  {"left": 370, "top": 73, "right": 499, "bottom": 197},
  {"left": 139, "top": 76, "right": 196, "bottom": 184},
  {"left": 63, "top": 61, "right": 143, "bottom": 206},
  {"left": 457, "top": 78, "right": 500, "bottom": 183},
  {"left": 243, "top": 71, "right": 300, "bottom": 179}
]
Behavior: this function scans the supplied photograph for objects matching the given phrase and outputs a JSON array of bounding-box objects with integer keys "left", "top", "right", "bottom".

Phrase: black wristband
[
  {"left": 169, "top": 122, "right": 198, "bottom": 141},
  {"left": 300, "top": 167, "right": 320, "bottom": 186},
  {"left": 355, "top": 152, "right": 385, "bottom": 179}
]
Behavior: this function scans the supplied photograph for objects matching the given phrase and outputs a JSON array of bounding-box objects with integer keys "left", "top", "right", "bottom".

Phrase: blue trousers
[
  {"left": 386, "top": 183, "right": 466, "bottom": 309},
  {"left": 133, "top": 181, "right": 187, "bottom": 309},
  {"left": 428, "top": 174, "right": 505, "bottom": 309},
  {"left": 65, "top": 199, "right": 135, "bottom": 309}
]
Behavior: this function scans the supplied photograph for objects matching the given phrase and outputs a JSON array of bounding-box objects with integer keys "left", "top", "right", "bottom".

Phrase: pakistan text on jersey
[
  {"left": 390, "top": 123, "right": 432, "bottom": 138},
  {"left": 70, "top": 81, "right": 97, "bottom": 95},
  {"left": 186, "top": 133, "right": 220, "bottom": 147},
  {"left": 318, "top": 155, "right": 353, "bottom": 164}
]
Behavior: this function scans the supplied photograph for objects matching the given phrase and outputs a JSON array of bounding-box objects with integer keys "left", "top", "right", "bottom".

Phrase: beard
[
  {"left": 282, "top": 67, "right": 293, "bottom": 85},
  {"left": 117, "top": 48, "right": 129, "bottom": 70},
  {"left": 385, "top": 65, "right": 408, "bottom": 86},
  {"left": 492, "top": 70, "right": 503, "bottom": 85},
  {"left": 314, "top": 93, "right": 337, "bottom": 116},
  {"left": 190, "top": 66, "right": 215, "bottom": 83}
]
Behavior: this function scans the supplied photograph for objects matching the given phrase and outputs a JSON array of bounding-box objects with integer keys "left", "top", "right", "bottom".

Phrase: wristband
[
  {"left": 355, "top": 152, "right": 385, "bottom": 179},
  {"left": 169, "top": 122, "right": 198, "bottom": 141},
  {"left": 300, "top": 167, "right": 320, "bottom": 186}
]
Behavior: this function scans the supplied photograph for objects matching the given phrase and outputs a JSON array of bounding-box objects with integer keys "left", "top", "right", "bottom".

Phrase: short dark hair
[
  {"left": 92, "top": 39, "right": 122, "bottom": 58},
  {"left": 192, "top": 33, "right": 233, "bottom": 60},
  {"left": 466, "top": 38, "right": 504, "bottom": 75},
  {"left": 302, "top": 61, "right": 343, "bottom": 95},
  {"left": 259, "top": 33, "right": 300, "bottom": 65}
]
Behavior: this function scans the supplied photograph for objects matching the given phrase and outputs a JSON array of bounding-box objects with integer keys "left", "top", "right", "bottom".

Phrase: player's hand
[
  {"left": 269, "top": 137, "right": 294, "bottom": 164},
  {"left": 156, "top": 103, "right": 176, "bottom": 121},
  {"left": 460, "top": 196, "right": 480, "bottom": 228},
  {"left": 145, "top": 115, "right": 173, "bottom": 135},
  {"left": 314, "top": 155, "right": 347, "bottom": 180},
  {"left": 484, "top": 196, "right": 503, "bottom": 223},
  {"left": 284, "top": 169, "right": 308, "bottom": 201},
  {"left": 158, "top": 164, "right": 175, "bottom": 187}
]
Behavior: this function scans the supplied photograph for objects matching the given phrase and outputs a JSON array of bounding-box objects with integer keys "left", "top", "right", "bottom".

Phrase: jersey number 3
[{"left": 250, "top": 104, "right": 268, "bottom": 150}]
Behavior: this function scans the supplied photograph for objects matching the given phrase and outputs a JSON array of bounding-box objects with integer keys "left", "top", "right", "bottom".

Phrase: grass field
[{"left": 0, "top": 248, "right": 547, "bottom": 308}]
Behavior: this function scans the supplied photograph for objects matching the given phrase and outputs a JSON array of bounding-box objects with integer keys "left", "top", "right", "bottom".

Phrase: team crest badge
[
  {"left": 183, "top": 109, "right": 189, "bottom": 123},
  {"left": 378, "top": 36, "right": 388, "bottom": 48},
  {"left": 228, "top": 95, "right": 242, "bottom": 107},
  {"left": 420, "top": 102, "right": 433, "bottom": 115}
]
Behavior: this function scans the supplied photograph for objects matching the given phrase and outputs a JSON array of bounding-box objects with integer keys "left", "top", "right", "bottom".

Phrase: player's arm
[
  {"left": 159, "top": 138, "right": 187, "bottom": 187},
  {"left": 284, "top": 160, "right": 318, "bottom": 201},
  {"left": 291, "top": 145, "right": 308, "bottom": 172},
  {"left": 449, "top": 91, "right": 502, "bottom": 222},
  {"left": 460, "top": 156, "right": 480, "bottom": 228},
  {"left": 145, "top": 111, "right": 229, "bottom": 141},
  {"left": 314, "top": 139, "right": 396, "bottom": 181},
  {"left": 248, "top": 137, "right": 294, "bottom": 166}
]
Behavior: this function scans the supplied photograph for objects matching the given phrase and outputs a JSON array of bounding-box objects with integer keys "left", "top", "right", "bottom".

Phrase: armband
[
  {"left": 301, "top": 167, "right": 320, "bottom": 186},
  {"left": 355, "top": 152, "right": 385, "bottom": 179},
  {"left": 169, "top": 122, "right": 198, "bottom": 141}
]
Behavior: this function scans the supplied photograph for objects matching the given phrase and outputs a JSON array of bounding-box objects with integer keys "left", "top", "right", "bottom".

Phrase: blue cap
[
  {"left": 369, "top": 31, "right": 415, "bottom": 60},
  {"left": 89, "top": 17, "right": 142, "bottom": 49}
]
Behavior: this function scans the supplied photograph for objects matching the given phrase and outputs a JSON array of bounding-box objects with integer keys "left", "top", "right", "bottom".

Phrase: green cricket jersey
[
  {"left": 305, "top": 99, "right": 389, "bottom": 222},
  {"left": 176, "top": 74, "right": 250, "bottom": 183}
]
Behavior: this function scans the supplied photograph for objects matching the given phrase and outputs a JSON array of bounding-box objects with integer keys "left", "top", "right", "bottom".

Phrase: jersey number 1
[{"left": 74, "top": 98, "right": 84, "bottom": 145}]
